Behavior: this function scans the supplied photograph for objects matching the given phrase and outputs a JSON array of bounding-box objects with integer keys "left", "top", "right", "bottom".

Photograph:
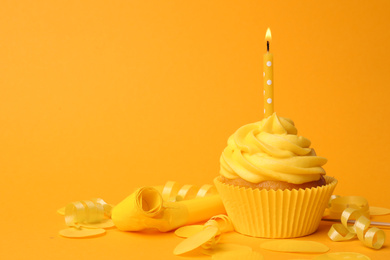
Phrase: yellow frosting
[{"left": 220, "top": 113, "right": 326, "bottom": 184}]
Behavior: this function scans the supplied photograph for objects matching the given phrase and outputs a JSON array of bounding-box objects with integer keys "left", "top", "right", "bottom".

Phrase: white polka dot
[
  {"left": 267, "top": 98, "right": 272, "bottom": 104},
  {"left": 267, "top": 80, "right": 272, "bottom": 85},
  {"left": 267, "top": 61, "right": 272, "bottom": 67},
  {"left": 263, "top": 90, "right": 265, "bottom": 95},
  {"left": 263, "top": 72, "right": 265, "bottom": 77},
  {"left": 264, "top": 108, "right": 266, "bottom": 114}
]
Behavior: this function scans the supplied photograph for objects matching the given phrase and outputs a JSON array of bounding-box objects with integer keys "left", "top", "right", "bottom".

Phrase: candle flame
[{"left": 265, "top": 28, "right": 272, "bottom": 41}]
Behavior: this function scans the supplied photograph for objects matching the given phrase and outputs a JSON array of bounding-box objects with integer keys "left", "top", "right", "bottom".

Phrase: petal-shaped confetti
[
  {"left": 173, "top": 226, "right": 219, "bottom": 255},
  {"left": 213, "top": 250, "right": 263, "bottom": 260},
  {"left": 202, "top": 243, "right": 252, "bottom": 256},
  {"left": 175, "top": 225, "right": 203, "bottom": 238},
  {"left": 328, "top": 208, "right": 386, "bottom": 249},
  {"left": 173, "top": 214, "right": 234, "bottom": 256},
  {"left": 312, "top": 252, "right": 370, "bottom": 260},
  {"left": 59, "top": 227, "right": 106, "bottom": 238},
  {"left": 57, "top": 207, "right": 65, "bottom": 216},
  {"left": 260, "top": 240, "right": 329, "bottom": 253},
  {"left": 369, "top": 206, "right": 390, "bottom": 216}
]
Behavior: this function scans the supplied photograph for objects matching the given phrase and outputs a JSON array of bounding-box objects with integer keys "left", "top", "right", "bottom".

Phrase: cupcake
[{"left": 214, "top": 113, "right": 337, "bottom": 238}]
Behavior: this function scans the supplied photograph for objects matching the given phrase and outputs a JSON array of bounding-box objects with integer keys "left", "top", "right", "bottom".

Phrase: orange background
[{"left": 1, "top": 0, "right": 390, "bottom": 259}]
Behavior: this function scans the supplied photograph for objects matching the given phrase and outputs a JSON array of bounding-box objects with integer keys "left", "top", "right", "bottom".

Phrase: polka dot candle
[{"left": 263, "top": 28, "right": 273, "bottom": 118}]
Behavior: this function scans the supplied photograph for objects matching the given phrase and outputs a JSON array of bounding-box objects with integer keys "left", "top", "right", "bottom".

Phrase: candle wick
[{"left": 267, "top": 41, "right": 269, "bottom": 52}]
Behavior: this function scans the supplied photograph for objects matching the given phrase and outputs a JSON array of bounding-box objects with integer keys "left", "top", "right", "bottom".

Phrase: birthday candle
[{"left": 264, "top": 28, "right": 274, "bottom": 117}]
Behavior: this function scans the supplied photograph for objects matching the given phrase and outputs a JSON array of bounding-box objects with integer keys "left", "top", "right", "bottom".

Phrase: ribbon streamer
[
  {"left": 328, "top": 207, "right": 386, "bottom": 249},
  {"left": 327, "top": 196, "right": 369, "bottom": 219},
  {"left": 64, "top": 198, "right": 113, "bottom": 227},
  {"left": 202, "top": 214, "right": 234, "bottom": 249},
  {"left": 162, "top": 181, "right": 217, "bottom": 202}
]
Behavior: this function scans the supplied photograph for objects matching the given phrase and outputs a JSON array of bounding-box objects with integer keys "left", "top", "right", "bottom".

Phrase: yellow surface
[
  {"left": 260, "top": 240, "right": 329, "bottom": 253},
  {"left": 313, "top": 252, "right": 370, "bottom": 260},
  {"left": 1, "top": 0, "right": 390, "bottom": 259}
]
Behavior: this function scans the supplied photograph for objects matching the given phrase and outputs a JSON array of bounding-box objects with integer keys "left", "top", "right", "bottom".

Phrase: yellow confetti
[
  {"left": 260, "top": 240, "right": 329, "bottom": 253},
  {"left": 328, "top": 208, "right": 386, "bottom": 249},
  {"left": 173, "top": 226, "right": 219, "bottom": 255},
  {"left": 59, "top": 227, "right": 106, "bottom": 238},
  {"left": 312, "top": 252, "right": 370, "bottom": 260},
  {"left": 58, "top": 198, "right": 114, "bottom": 239},
  {"left": 57, "top": 207, "right": 65, "bottom": 216},
  {"left": 369, "top": 206, "right": 390, "bottom": 216},
  {"left": 175, "top": 225, "right": 203, "bottom": 238},
  {"left": 173, "top": 214, "right": 234, "bottom": 256}
]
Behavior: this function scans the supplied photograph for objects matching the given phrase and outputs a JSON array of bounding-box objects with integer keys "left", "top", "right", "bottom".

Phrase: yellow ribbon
[
  {"left": 328, "top": 207, "right": 386, "bottom": 249},
  {"left": 173, "top": 214, "right": 234, "bottom": 255},
  {"left": 327, "top": 196, "right": 369, "bottom": 219},
  {"left": 64, "top": 198, "right": 113, "bottom": 227},
  {"left": 202, "top": 214, "right": 234, "bottom": 249},
  {"left": 162, "top": 181, "right": 217, "bottom": 202}
]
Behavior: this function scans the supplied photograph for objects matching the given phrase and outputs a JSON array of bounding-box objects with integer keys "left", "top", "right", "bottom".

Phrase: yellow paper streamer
[
  {"left": 112, "top": 181, "right": 223, "bottom": 232},
  {"left": 328, "top": 207, "right": 386, "bottom": 249}
]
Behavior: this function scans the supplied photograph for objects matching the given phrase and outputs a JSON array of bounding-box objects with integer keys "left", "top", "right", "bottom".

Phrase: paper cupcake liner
[{"left": 214, "top": 176, "right": 337, "bottom": 238}]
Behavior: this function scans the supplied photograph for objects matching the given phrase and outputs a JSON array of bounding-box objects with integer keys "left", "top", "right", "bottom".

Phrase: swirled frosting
[{"left": 220, "top": 113, "right": 327, "bottom": 184}]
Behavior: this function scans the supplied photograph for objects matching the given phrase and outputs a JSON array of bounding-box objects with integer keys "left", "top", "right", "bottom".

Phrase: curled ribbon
[
  {"left": 64, "top": 198, "right": 113, "bottom": 227},
  {"left": 327, "top": 196, "right": 369, "bottom": 219},
  {"left": 202, "top": 214, "right": 234, "bottom": 249},
  {"left": 328, "top": 207, "right": 386, "bottom": 249},
  {"left": 161, "top": 181, "right": 217, "bottom": 202},
  {"left": 173, "top": 214, "right": 234, "bottom": 255}
]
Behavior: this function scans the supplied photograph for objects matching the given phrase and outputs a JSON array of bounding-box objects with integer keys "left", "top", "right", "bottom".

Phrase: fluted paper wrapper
[{"left": 214, "top": 176, "right": 337, "bottom": 238}]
